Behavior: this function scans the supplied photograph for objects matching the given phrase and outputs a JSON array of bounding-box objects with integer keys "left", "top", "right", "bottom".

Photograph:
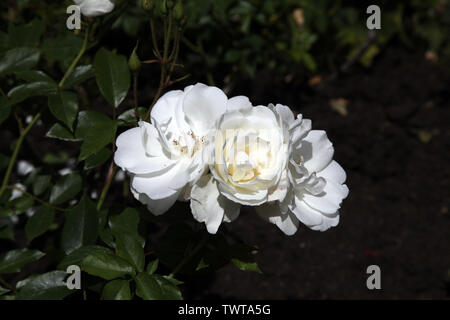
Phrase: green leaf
[
  {"left": 8, "top": 19, "right": 45, "bottom": 48},
  {"left": 0, "top": 286, "right": 10, "bottom": 296},
  {"left": 118, "top": 107, "right": 146, "bottom": 126},
  {"left": 16, "top": 271, "right": 72, "bottom": 300},
  {"left": 146, "top": 259, "right": 159, "bottom": 275},
  {"left": 8, "top": 81, "right": 57, "bottom": 105},
  {"left": 15, "top": 274, "right": 39, "bottom": 290},
  {"left": 42, "top": 34, "right": 82, "bottom": 65},
  {"left": 49, "top": 172, "right": 82, "bottom": 205},
  {"left": 98, "top": 208, "right": 115, "bottom": 248},
  {"left": 162, "top": 275, "right": 184, "bottom": 286},
  {"left": 74, "top": 110, "right": 117, "bottom": 161},
  {"left": 42, "top": 151, "right": 70, "bottom": 165},
  {"left": 94, "top": 48, "right": 131, "bottom": 108},
  {"left": 115, "top": 233, "right": 145, "bottom": 273},
  {"left": 15, "top": 70, "right": 54, "bottom": 83},
  {"left": 48, "top": 91, "right": 79, "bottom": 131},
  {"left": 58, "top": 245, "right": 111, "bottom": 270},
  {"left": 32, "top": 174, "right": 51, "bottom": 196},
  {"left": 61, "top": 195, "right": 99, "bottom": 254},
  {"left": 229, "top": 244, "right": 262, "bottom": 274},
  {"left": 0, "top": 249, "right": 45, "bottom": 274},
  {"left": 109, "top": 208, "right": 144, "bottom": 247},
  {"left": 84, "top": 148, "right": 112, "bottom": 170},
  {"left": 0, "top": 196, "right": 34, "bottom": 218},
  {"left": 0, "top": 226, "right": 14, "bottom": 241},
  {"left": 135, "top": 273, "right": 182, "bottom": 300},
  {"left": 63, "top": 65, "right": 95, "bottom": 89},
  {"left": 80, "top": 250, "right": 134, "bottom": 280},
  {"left": 101, "top": 280, "right": 132, "bottom": 300},
  {"left": 0, "top": 96, "right": 11, "bottom": 126},
  {"left": 46, "top": 123, "right": 81, "bottom": 142},
  {"left": 25, "top": 206, "right": 55, "bottom": 243},
  {"left": 0, "top": 47, "right": 40, "bottom": 76}
]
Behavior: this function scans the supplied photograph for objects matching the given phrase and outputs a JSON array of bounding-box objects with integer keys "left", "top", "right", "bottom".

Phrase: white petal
[
  {"left": 131, "top": 185, "right": 179, "bottom": 216},
  {"left": 227, "top": 96, "right": 252, "bottom": 112},
  {"left": 290, "top": 197, "right": 339, "bottom": 232},
  {"left": 17, "top": 160, "right": 34, "bottom": 176},
  {"left": 299, "top": 130, "right": 334, "bottom": 173},
  {"left": 150, "top": 90, "right": 183, "bottom": 125},
  {"left": 223, "top": 205, "right": 240, "bottom": 223},
  {"left": 190, "top": 175, "right": 240, "bottom": 234},
  {"left": 182, "top": 83, "right": 228, "bottom": 135},
  {"left": 218, "top": 183, "right": 268, "bottom": 206},
  {"left": 318, "top": 160, "right": 347, "bottom": 184},
  {"left": 290, "top": 118, "right": 311, "bottom": 145},
  {"left": 301, "top": 179, "right": 349, "bottom": 214},
  {"left": 256, "top": 203, "right": 299, "bottom": 236},
  {"left": 114, "top": 127, "right": 175, "bottom": 174},
  {"left": 80, "top": 0, "right": 114, "bottom": 17},
  {"left": 131, "top": 159, "right": 190, "bottom": 200},
  {"left": 273, "top": 104, "right": 295, "bottom": 125}
]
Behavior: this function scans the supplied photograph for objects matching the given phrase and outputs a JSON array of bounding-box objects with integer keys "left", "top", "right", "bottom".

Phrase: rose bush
[{"left": 0, "top": 0, "right": 351, "bottom": 300}]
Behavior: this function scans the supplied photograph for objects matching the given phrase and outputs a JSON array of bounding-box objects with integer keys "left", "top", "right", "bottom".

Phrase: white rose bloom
[
  {"left": 74, "top": 0, "right": 115, "bottom": 18},
  {"left": 257, "top": 104, "right": 349, "bottom": 235},
  {"left": 114, "top": 83, "right": 241, "bottom": 230},
  {"left": 205, "top": 103, "right": 349, "bottom": 235}
]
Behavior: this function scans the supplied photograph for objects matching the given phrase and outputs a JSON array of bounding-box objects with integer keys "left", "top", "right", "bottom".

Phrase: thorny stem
[
  {"left": 168, "top": 233, "right": 208, "bottom": 278},
  {"left": 5, "top": 185, "right": 65, "bottom": 212},
  {"left": 58, "top": 23, "right": 91, "bottom": 90},
  {"left": 150, "top": 19, "right": 161, "bottom": 59},
  {"left": 144, "top": 12, "right": 182, "bottom": 121},
  {"left": 0, "top": 113, "right": 41, "bottom": 198}
]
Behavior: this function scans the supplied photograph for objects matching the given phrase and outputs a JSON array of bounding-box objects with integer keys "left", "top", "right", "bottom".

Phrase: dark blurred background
[{"left": 1, "top": 0, "right": 450, "bottom": 299}]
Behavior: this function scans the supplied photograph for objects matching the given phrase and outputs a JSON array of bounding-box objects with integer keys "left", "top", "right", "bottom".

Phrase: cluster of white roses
[{"left": 114, "top": 84, "right": 349, "bottom": 235}]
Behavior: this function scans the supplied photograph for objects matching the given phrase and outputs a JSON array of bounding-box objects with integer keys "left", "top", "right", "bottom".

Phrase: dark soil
[{"left": 183, "top": 46, "right": 450, "bottom": 299}]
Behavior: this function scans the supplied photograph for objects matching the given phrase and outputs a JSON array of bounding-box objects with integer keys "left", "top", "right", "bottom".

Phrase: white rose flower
[
  {"left": 114, "top": 83, "right": 242, "bottom": 227},
  {"left": 255, "top": 104, "right": 349, "bottom": 235},
  {"left": 203, "top": 103, "right": 349, "bottom": 235},
  {"left": 209, "top": 103, "right": 290, "bottom": 206},
  {"left": 74, "top": 0, "right": 115, "bottom": 18}
]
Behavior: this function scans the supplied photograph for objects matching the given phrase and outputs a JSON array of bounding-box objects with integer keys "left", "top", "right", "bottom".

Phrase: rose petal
[
  {"left": 256, "top": 203, "right": 299, "bottom": 236},
  {"left": 290, "top": 197, "right": 340, "bottom": 231},
  {"left": 227, "top": 96, "right": 252, "bottom": 112},
  {"left": 301, "top": 178, "right": 349, "bottom": 214},
  {"left": 182, "top": 83, "right": 228, "bottom": 135},
  {"left": 318, "top": 160, "right": 347, "bottom": 185},
  {"left": 131, "top": 185, "right": 179, "bottom": 216},
  {"left": 150, "top": 90, "right": 183, "bottom": 125},
  {"left": 273, "top": 104, "right": 295, "bottom": 125},
  {"left": 190, "top": 175, "right": 240, "bottom": 234},
  {"left": 298, "top": 130, "right": 334, "bottom": 173},
  {"left": 80, "top": 0, "right": 114, "bottom": 17},
  {"left": 131, "top": 159, "right": 190, "bottom": 200},
  {"left": 114, "top": 126, "right": 175, "bottom": 175}
]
